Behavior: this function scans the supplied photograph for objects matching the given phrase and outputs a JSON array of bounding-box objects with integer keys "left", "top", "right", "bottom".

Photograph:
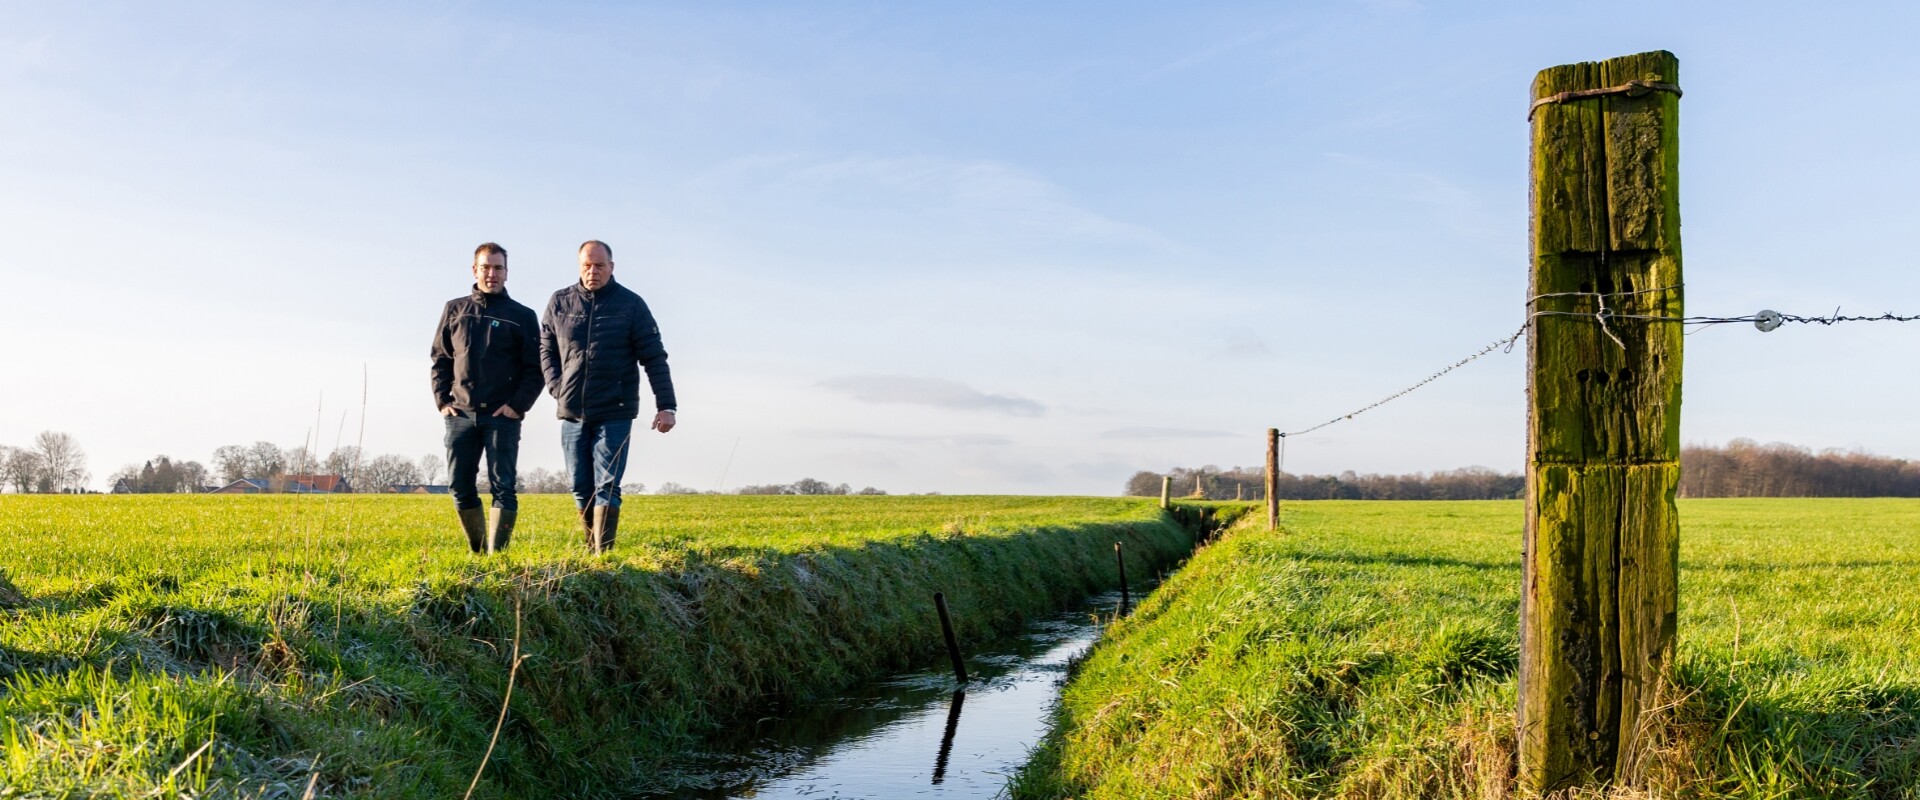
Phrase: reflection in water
[
  {"left": 931, "top": 690, "right": 964, "bottom": 785},
  {"left": 633, "top": 589, "right": 1133, "bottom": 799}
]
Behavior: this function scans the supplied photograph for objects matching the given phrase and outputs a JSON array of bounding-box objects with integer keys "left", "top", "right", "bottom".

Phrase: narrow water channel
[{"left": 633, "top": 587, "right": 1137, "bottom": 799}]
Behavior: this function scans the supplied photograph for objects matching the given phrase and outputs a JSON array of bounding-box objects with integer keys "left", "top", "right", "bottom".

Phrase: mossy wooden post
[
  {"left": 1520, "top": 50, "right": 1683, "bottom": 792},
  {"left": 1265, "top": 429, "right": 1279, "bottom": 530}
]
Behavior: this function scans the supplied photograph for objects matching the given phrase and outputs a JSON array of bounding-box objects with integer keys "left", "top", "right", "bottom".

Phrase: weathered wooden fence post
[
  {"left": 1265, "top": 429, "right": 1279, "bottom": 530},
  {"left": 1520, "top": 50, "right": 1683, "bottom": 792},
  {"left": 1159, "top": 476, "right": 1171, "bottom": 509},
  {"left": 934, "top": 592, "right": 969, "bottom": 685}
]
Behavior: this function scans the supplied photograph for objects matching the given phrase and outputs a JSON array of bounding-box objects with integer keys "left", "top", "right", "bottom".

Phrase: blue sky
[{"left": 3, "top": 2, "right": 1918, "bottom": 494}]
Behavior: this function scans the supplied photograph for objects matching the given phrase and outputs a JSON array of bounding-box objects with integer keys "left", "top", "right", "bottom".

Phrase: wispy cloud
[
  {"left": 1100, "top": 427, "right": 1239, "bottom": 440},
  {"left": 818, "top": 375, "right": 1046, "bottom": 417},
  {"left": 1217, "top": 326, "right": 1274, "bottom": 358},
  {"left": 797, "top": 429, "right": 1013, "bottom": 446},
  {"left": 1131, "top": 21, "right": 1296, "bottom": 84},
  {"left": 1323, "top": 152, "right": 1499, "bottom": 241},
  {"left": 698, "top": 154, "right": 1183, "bottom": 252}
]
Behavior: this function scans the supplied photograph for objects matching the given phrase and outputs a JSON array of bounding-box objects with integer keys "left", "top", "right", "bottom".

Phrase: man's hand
[
  {"left": 492, "top": 406, "right": 522, "bottom": 420},
  {"left": 652, "top": 410, "right": 676, "bottom": 433},
  {"left": 441, "top": 406, "right": 459, "bottom": 417}
]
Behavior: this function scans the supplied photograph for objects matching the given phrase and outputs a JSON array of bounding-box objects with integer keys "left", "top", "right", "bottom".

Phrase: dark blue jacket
[
  {"left": 430, "top": 286, "right": 543, "bottom": 415},
  {"left": 540, "top": 279, "right": 676, "bottom": 422}
]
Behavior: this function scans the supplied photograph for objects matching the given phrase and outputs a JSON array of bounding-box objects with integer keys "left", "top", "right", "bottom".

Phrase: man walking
[
  {"left": 541, "top": 240, "right": 676, "bottom": 553},
  {"left": 430, "top": 242, "right": 542, "bottom": 554}
]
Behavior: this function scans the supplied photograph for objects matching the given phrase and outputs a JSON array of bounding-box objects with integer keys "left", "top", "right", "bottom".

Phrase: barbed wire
[
  {"left": 1278, "top": 286, "right": 1920, "bottom": 439},
  {"left": 1280, "top": 324, "right": 1527, "bottom": 438}
]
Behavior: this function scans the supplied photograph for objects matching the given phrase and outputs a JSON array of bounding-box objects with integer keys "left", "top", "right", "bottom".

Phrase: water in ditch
[{"left": 632, "top": 587, "right": 1139, "bottom": 799}]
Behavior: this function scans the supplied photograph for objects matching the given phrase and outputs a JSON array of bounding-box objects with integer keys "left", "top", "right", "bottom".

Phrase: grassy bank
[
  {"left": 0, "top": 494, "right": 1194, "bottom": 798},
  {"left": 1013, "top": 499, "right": 1920, "bottom": 799}
]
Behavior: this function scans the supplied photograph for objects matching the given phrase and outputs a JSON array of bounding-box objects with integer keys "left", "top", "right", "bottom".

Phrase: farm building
[
  {"left": 206, "top": 474, "right": 355, "bottom": 494},
  {"left": 384, "top": 484, "right": 451, "bottom": 494},
  {"left": 285, "top": 474, "right": 353, "bottom": 493}
]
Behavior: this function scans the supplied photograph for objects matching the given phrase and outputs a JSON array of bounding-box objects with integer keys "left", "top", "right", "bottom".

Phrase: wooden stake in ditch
[
  {"left": 1160, "top": 476, "right": 1172, "bottom": 509},
  {"left": 1265, "top": 429, "right": 1280, "bottom": 530},
  {"left": 933, "top": 592, "right": 969, "bottom": 685},
  {"left": 1520, "top": 50, "right": 1683, "bottom": 792}
]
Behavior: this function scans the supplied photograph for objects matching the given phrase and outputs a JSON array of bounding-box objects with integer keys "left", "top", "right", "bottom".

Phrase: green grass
[
  {"left": 1012, "top": 499, "right": 1920, "bottom": 799},
  {"left": 0, "top": 494, "right": 1197, "bottom": 798}
]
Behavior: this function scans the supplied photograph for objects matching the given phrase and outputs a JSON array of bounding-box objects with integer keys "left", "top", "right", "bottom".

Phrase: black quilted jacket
[{"left": 539, "top": 279, "right": 676, "bottom": 422}]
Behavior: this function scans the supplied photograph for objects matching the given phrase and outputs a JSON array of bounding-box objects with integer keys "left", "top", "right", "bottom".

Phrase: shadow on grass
[
  {"left": 1289, "top": 549, "right": 1522, "bottom": 573},
  {"left": 1684, "top": 559, "right": 1920, "bottom": 573},
  {"left": 1670, "top": 663, "right": 1920, "bottom": 794}
]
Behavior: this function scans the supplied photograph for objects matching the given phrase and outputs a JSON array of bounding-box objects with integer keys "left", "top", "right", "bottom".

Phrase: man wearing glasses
[
  {"left": 430, "top": 242, "right": 543, "bottom": 554},
  {"left": 541, "top": 239, "right": 677, "bottom": 553}
]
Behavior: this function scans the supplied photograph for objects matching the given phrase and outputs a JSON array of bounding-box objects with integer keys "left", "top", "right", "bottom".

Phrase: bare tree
[
  {"left": 3, "top": 448, "right": 43, "bottom": 493},
  {"left": 285, "top": 445, "right": 320, "bottom": 476},
  {"left": 213, "top": 444, "right": 251, "bottom": 484},
  {"left": 33, "top": 431, "right": 88, "bottom": 493},
  {"left": 419, "top": 453, "right": 444, "bottom": 485},
  {"left": 360, "top": 454, "right": 421, "bottom": 491},
  {"left": 178, "top": 460, "right": 209, "bottom": 492},
  {"left": 324, "top": 446, "right": 363, "bottom": 488},
  {"left": 734, "top": 478, "right": 874, "bottom": 496},
  {"left": 248, "top": 441, "right": 287, "bottom": 481},
  {"left": 0, "top": 446, "right": 19, "bottom": 493},
  {"left": 520, "top": 468, "right": 569, "bottom": 494}
]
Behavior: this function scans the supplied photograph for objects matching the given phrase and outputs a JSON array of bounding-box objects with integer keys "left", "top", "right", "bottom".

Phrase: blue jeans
[
  {"left": 444, "top": 410, "right": 522, "bottom": 511},
  {"left": 560, "top": 418, "right": 633, "bottom": 509}
]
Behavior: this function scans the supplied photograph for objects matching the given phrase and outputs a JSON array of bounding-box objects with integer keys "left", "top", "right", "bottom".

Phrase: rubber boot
[
  {"left": 591, "top": 505, "right": 620, "bottom": 554},
  {"left": 457, "top": 507, "right": 487, "bottom": 554},
  {"left": 488, "top": 509, "right": 516, "bottom": 554},
  {"left": 579, "top": 504, "right": 596, "bottom": 551}
]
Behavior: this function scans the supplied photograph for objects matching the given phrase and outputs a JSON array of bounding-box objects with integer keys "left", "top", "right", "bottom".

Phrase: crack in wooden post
[{"left": 1519, "top": 49, "right": 1683, "bottom": 793}]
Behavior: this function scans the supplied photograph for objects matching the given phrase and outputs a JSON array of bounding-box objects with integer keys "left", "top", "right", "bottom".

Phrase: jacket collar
[
  {"left": 470, "top": 284, "right": 510, "bottom": 306},
  {"left": 574, "top": 277, "right": 619, "bottom": 298}
]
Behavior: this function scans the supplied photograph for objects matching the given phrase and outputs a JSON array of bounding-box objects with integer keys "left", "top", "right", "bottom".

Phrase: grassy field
[
  {"left": 0, "top": 494, "right": 1195, "bottom": 798},
  {"left": 1013, "top": 499, "right": 1920, "bottom": 799}
]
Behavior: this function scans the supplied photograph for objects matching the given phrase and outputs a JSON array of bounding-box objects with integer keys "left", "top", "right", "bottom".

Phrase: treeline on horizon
[
  {"left": 0, "top": 431, "right": 894, "bottom": 497},
  {"left": 1127, "top": 439, "right": 1920, "bottom": 500}
]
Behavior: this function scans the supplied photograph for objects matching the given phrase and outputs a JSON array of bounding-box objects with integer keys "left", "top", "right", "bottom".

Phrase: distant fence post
[
  {"left": 1160, "top": 476, "right": 1171, "bottom": 509},
  {"left": 1520, "top": 50, "right": 1683, "bottom": 793},
  {"left": 1265, "top": 429, "right": 1279, "bottom": 530}
]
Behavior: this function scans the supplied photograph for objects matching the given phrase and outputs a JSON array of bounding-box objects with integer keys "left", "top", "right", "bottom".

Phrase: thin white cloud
[
  {"left": 701, "top": 153, "right": 1184, "bottom": 252},
  {"left": 1132, "top": 21, "right": 1297, "bottom": 84},
  {"left": 796, "top": 430, "right": 1013, "bottom": 446},
  {"left": 818, "top": 375, "right": 1046, "bottom": 417},
  {"left": 1218, "top": 326, "right": 1274, "bottom": 358},
  {"left": 1323, "top": 151, "right": 1499, "bottom": 241},
  {"left": 1100, "top": 427, "right": 1239, "bottom": 440}
]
